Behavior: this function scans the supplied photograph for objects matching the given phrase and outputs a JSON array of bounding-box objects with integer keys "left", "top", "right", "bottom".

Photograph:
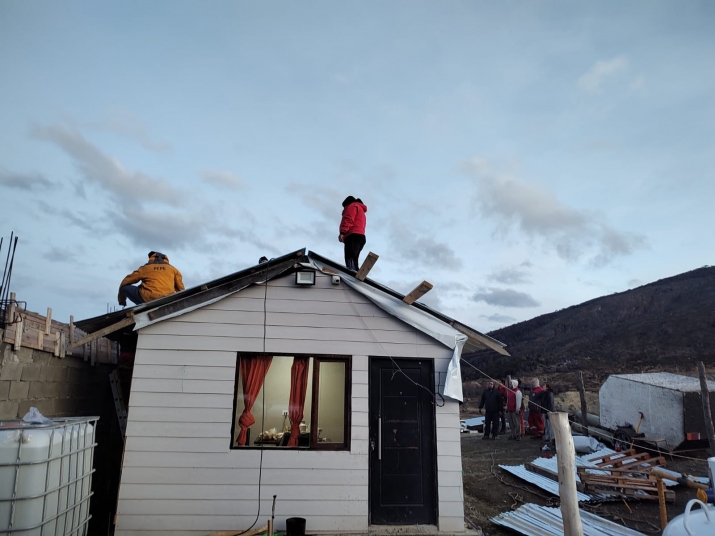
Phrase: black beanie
[{"left": 342, "top": 195, "right": 356, "bottom": 208}]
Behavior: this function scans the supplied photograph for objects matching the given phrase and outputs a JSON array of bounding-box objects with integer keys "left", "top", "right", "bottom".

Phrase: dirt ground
[{"left": 460, "top": 408, "right": 711, "bottom": 535}]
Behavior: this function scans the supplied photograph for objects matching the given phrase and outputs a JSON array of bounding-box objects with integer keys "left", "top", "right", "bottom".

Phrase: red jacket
[{"left": 339, "top": 201, "right": 367, "bottom": 236}]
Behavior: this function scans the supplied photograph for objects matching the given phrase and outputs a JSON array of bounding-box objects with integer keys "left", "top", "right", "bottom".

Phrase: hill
[{"left": 463, "top": 266, "right": 715, "bottom": 389}]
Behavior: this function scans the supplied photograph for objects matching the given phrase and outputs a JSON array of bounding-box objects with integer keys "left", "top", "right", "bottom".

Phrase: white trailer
[{"left": 600, "top": 372, "right": 715, "bottom": 449}]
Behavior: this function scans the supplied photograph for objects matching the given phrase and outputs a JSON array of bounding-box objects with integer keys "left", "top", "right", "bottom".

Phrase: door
[{"left": 369, "top": 358, "right": 437, "bottom": 525}]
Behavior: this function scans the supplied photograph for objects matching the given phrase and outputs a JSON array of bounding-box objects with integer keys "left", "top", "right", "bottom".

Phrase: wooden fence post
[
  {"left": 577, "top": 372, "right": 589, "bottom": 437},
  {"left": 697, "top": 361, "right": 715, "bottom": 457},
  {"left": 551, "top": 412, "right": 584, "bottom": 536}
]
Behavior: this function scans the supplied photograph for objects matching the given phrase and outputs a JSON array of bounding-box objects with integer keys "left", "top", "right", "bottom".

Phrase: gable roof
[{"left": 76, "top": 248, "right": 508, "bottom": 357}]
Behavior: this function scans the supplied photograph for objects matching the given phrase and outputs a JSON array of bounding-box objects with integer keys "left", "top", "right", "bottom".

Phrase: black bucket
[{"left": 285, "top": 517, "right": 306, "bottom": 536}]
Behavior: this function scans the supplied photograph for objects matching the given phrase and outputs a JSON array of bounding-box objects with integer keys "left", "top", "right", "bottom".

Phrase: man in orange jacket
[{"left": 118, "top": 251, "right": 185, "bottom": 306}]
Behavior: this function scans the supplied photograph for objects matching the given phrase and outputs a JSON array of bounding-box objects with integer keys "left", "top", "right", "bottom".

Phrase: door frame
[{"left": 368, "top": 357, "right": 438, "bottom": 526}]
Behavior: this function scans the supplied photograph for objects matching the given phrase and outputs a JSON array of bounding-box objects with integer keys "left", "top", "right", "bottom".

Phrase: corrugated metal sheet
[
  {"left": 491, "top": 503, "right": 646, "bottom": 536},
  {"left": 500, "top": 448, "right": 620, "bottom": 502},
  {"left": 499, "top": 464, "right": 594, "bottom": 502}
]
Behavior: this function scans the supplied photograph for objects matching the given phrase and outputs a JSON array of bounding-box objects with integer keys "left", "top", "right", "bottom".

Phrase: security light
[{"left": 295, "top": 270, "right": 316, "bottom": 286}]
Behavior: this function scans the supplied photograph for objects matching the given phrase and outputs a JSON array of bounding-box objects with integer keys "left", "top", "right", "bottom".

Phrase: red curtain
[
  {"left": 287, "top": 357, "right": 310, "bottom": 447},
  {"left": 236, "top": 355, "right": 273, "bottom": 446}
]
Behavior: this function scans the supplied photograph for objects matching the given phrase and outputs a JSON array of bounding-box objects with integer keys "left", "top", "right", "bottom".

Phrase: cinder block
[
  {"left": 31, "top": 399, "right": 55, "bottom": 418},
  {"left": 0, "top": 381, "right": 10, "bottom": 401},
  {"left": 0, "top": 362, "right": 23, "bottom": 381},
  {"left": 40, "top": 366, "right": 68, "bottom": 382},
  {"left": 44, "top": 382, "right": 65, "bottom": 399},
  {"left": 21, "top": 363, "right": 43, "bottom": 382},
  {"left": 31, "top": 350, "right": 52, "bottom": 365},
  {"left": 9, "top": 381, "right": 30, "bottom": 400},
  {"left": 0, "top": 400, "right": 20, "bottom": 419},
  {"left": 28, "top": 382, "right": 46, "bottom": 399}
]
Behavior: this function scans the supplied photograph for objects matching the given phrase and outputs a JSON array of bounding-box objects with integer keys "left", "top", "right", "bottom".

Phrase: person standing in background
[
  {"left": 506, "top": 380, "right": 522, "bottom": 440},
  {"left": 338, "top": 196, "right": 367, "bottom": 270}
]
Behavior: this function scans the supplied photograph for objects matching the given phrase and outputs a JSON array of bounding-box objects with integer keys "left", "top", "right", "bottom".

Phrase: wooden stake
[
  {"left": 551, "top": 412, "right": 584, "bottom": 536},
  {"left": 45, "top": 307, "right": 52, "bottom": 334},
  {"left": 403, "top": 280, "right": 433, "bottom": 305},
  {"left": 355, "top": 252, "right": 379, "bottom": 281},
  {"left": 657, "top": 478, "right": 667, "bottom": 529},
  {"left": 577, "top": 372, "right": 589, "bottom": 437}
]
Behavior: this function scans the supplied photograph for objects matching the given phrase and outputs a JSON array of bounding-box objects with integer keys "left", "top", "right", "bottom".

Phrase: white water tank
[{"left": 0, "top": 416, "right": 98, "bottom": 536}]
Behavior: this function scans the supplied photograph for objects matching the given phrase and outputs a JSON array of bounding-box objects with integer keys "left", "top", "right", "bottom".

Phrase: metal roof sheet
[{"left": 491, "top": 503, "right": 645, "bottom": 536}]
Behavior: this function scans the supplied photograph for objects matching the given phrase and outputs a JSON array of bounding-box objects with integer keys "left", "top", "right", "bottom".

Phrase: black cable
[{"left": 236, "top": 265, "right": 272, "bottom": 535}]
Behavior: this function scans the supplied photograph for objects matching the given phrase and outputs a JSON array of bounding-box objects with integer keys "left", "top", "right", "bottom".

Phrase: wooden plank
[
  {"left": 525, "top": 462, "right": 559, "bottom": 482},
  {"left": 403, "top": 281, "right": 433, "bottom": 305},
  {"left": 45, "top": 307, "right": 52, "bottom": 334},
  {"left": 71, "top": 315, "right": 134, "bottom": 348},
  {"left": 355, "top": 252, "right": 378, "bottom": 281},
  {"left": 13, "top": 316, "right": 23, "bottom": 349}
]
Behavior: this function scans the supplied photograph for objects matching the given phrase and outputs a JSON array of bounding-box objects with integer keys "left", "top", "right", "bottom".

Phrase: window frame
[{"left": 231, "top": 352, "right": 352, "bottom": 451}]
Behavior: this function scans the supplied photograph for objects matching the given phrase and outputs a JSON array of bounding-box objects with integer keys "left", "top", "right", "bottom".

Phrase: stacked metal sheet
[{"left": 491, "top": 503, "right": 646, "bottom": 536}]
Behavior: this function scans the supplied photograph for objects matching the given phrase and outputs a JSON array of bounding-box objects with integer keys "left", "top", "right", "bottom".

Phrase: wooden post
[
  {"left": 697, "top": 361, "right": 715, "bottom": 457},
  {"left": 657, "top": 478, "right": 667, "bottom": 529},
  {"left": 577, "top": 372, "right": 589, "bottom": 437},
  {"left": 551, "top": 412, "right": 584, "bottom": 536}
]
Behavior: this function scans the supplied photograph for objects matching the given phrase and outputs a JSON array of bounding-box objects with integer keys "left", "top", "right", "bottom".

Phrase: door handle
[{"left": 378, "top": 416, "right": 382, "bottom": 460}]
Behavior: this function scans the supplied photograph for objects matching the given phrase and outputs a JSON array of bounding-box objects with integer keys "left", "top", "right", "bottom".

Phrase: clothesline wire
[{"left": 459, "top": 357, "right": 712, "bottom": 467}]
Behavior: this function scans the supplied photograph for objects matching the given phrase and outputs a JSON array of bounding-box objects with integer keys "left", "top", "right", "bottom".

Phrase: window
[{"left": 231, "top": 353, "right": 350, "bottom": 450}]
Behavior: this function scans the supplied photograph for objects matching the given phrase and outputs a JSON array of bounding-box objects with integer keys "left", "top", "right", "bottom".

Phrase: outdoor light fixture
[{"left": 295, "top": 270, "right": 316, "bottom": 286}]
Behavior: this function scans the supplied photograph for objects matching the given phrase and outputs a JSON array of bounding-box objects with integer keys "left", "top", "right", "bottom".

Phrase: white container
[
  {"left": 663, "top": 499, "right": 715, "bottom": 536},
  {"left": 0, "top": 417, "right": 98, "bottom": 536}
]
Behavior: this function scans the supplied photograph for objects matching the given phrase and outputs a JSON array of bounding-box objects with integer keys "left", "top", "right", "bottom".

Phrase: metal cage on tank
[{"left": 0, "top": 416, "right": 99, "bottom": 536}]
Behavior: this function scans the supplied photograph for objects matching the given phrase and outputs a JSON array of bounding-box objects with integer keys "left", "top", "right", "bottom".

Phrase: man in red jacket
[
  {"left": 338, "top": 196, "right": 368, "bottom": 270},
  {"left": 527, "top": 378, "right": 545, "bottom": 437}
]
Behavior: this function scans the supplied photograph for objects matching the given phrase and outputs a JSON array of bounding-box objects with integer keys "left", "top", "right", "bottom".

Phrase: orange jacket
[{"left": 119, "top": 253, "right": 184, "bottom": 302}]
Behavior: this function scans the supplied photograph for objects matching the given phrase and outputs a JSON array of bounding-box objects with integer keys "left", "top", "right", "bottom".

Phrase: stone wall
[{"left": 0, "top": 333, "right": 110, "bottom": 419}]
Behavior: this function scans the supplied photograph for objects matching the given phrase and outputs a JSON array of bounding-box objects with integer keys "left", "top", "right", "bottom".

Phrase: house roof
[{"left": 76, "top": 248, "right": 508, "bottom": 356}]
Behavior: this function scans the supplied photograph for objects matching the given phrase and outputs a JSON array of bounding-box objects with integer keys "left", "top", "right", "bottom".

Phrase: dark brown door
[{"left": 369, "top": 358, "right": 437, "bottom": 525}]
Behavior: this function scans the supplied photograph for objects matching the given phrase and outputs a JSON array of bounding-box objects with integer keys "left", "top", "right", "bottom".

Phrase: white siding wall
[{"left": 115, "top": 272, "right": 463, "bottom": 535}]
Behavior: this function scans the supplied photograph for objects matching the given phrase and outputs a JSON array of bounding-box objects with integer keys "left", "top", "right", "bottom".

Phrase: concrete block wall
[{"left": 0, "top": 334, "right": 110, "bottom": 419}]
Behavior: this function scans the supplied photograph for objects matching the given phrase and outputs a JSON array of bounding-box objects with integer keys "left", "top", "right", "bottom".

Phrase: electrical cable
[
  {"left": 234, "top": 265, "right": 272, "bottom": 535},
  {"left": 460, "top": 357, "right": 712, "bottom": 466},
  {"left": 342, "top": 281, "right": 444, "bottom": 406}
]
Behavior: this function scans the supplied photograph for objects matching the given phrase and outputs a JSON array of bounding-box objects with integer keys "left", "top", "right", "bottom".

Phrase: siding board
[{"left": 118, "top": 483, "right": 368, "bottom": 501}]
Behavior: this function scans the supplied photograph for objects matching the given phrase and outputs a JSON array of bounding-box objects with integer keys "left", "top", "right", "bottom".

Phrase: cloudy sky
[{"left": 1, "top": 2, "right": 713, "bottom": 332}]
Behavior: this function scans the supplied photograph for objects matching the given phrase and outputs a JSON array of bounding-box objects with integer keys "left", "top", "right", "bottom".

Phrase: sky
[{"left": 1, "top": 1, "right": 713, "bottom": 333}]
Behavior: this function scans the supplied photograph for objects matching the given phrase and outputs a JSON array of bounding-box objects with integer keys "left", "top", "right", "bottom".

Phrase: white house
[{"left": 78, "top": 249, "right": 507, "bottom": 536}]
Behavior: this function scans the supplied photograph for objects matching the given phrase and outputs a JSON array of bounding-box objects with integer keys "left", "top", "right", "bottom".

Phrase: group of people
[
  {"left": 478, "top": 377, "right": 555, "bottom": 442},
  {"left": 117, "top": 195, "right": 369, "bottom": 308}
]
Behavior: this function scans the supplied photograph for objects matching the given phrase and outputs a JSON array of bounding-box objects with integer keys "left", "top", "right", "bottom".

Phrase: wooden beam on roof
[
  {"left": 403, "top": 281, "right": 433, "bottom": 305},
  {"left": 450, "top": 320, "right": 511, "bottom": 356},
  {"left": 355, "top": 252, "right": 379, "bottom": 281},
  {"left": 146, "top": 257, "right": 298, "bottom": 323},
  {"left": 70, "top": 315, "right": 135, "bottom": 348}
]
